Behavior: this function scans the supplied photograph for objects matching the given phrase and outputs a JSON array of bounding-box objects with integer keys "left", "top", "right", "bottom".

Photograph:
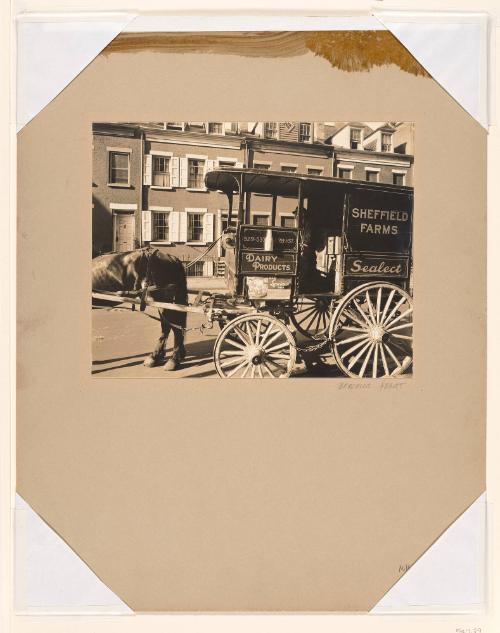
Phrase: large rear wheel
[{"left": 329, "top": 283, "right": 413, "bottom": 378}]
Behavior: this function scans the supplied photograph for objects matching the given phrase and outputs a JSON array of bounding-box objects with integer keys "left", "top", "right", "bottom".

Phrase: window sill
[
  {"left": 150, "top": 241, "right": 172, "bottom": 245},
  {"left": 186, "top": 188, "right": 208, "bottom": 193},
  {"left": 150, "top": 186, "right": 173, "bottom": 190},
  {"left": 186, "top": 241, "right": 207, "bottom": 246},
  {"left": 107, "top": 183, "right": 132, "bottom": 188}
]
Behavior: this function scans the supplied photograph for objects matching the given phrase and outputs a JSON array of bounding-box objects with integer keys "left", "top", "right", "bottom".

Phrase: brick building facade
[{"left": 92, "top": 121, "right": 414, "bottom": 275}]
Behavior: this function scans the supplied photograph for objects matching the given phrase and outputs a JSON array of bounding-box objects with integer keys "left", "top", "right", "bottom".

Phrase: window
[
  {"left": 264, "top": 122, "right": 278, "bottom": 139},
  {"left": 109, "top": 152, "right": 129, "bottom": 184},
  {"left": 299, "top": 122, "right": 312, "bottom": 143},
  {"left": 350, "top": 128, "right": 362, "bottom": 149},
  {"left": 254, "top": 162, "right": 271, "bottom": 170},
  {"left": 338, "top": 168, "right": 352, "bottom": 179},
  {"left": 365, "top": 170, "right": 379, "bottom": 183},
  {"left": 381, "top": 133, "right": 392, "bottom": 152},
  {"left": 281, "top": 165, "right": 297, "bottom": 173},
  {"left": 152, "top": 155, "right": 170, "bottom": 187},
  {"left": 280, "top": 216, "right": 296, "bottom": 228},
  {"left": 393, "top": 172, "right": 405, "bottom": 186},
  {"left": 253, "top": 215, "right": 270, "bottom": 226},
  {"left": 186, "top": 261, "right": 204, "bottom": 277},
  {"left": 208, "top": 122, "right": 223, "bottom": 134},
  {"left": 188, "top": 212, "right": 204, "bottom": 241},
  {"left": 218, "top": 160, "right": 236, "bottom": 169},
  {"left": 307, "top": 167, "right": 323, "bottom": 176},
  {"left": 187, "top": 159, "right": 206, "bottom": 189},
  {"left": 167, "top": 122, "right": 184, "bottom": 130},
  {"left": 152, "top": 211, "right": 169, "bottom": 241}
]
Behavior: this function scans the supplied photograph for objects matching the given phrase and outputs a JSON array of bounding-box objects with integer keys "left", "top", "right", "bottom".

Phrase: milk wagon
[{"left": 93, "top": 167, "right": 413, "bottom": 378}]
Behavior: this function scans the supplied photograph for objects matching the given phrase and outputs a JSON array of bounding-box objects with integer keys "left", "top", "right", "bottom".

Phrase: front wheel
[
  {"left": 214, "top": 314, "right": 296, "bottom": 378},
  {"left": 329, "top": 283, "right": 413, "bottom": 378}
]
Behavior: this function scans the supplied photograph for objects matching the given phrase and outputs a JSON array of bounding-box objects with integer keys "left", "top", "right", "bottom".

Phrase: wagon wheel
[
  {"left": 329, "top": 282, "right": 413, "bottom": 378},
  {"left": 214, "top": 314, "right": 296, "bottom": 378},
  {"left": 290, "top": 296, "right": 332, "bottom": 339}
]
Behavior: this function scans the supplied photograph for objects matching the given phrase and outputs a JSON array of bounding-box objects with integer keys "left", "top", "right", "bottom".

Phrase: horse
[{"left": 92, "top": 248, "right": 188, "bottom": 370}]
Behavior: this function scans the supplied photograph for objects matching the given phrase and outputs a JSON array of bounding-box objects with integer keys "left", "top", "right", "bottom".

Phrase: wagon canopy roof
[{"left": 205, "top": 167, "right": 413, "bottom": 198}]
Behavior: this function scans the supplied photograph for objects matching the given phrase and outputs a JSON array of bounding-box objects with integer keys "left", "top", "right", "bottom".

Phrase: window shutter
[
  {"left": 206, "top": 159, "right": 216, "bottom": 174},
  {"left": 169, "top": 211, "right": 180, "bottom": 242},
  {"left": 204, "top": 261, "right": 214, "bottom": 276},
  {"left": 143, "top": 154, "right": 152, "bottom": 185},
  {"left": 179, "top": 212, "right": 188, "bottom": 242},
  {"left": 203, "top": 212, "right": 214, "bottom": 242},
  {"left": 179, "top": 158, "right": 188, "bottom": 187},
  {"left": 170, "top": 157, "right": 180, "bottom": 187},
  {"left": 142, "top": 210, "right": 152, "bottom": 242}
]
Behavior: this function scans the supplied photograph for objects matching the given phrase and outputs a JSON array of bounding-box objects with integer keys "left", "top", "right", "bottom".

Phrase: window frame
[
  {"left": 299, "top": 122, "right": 312, "bottom": 143},
  {"left": 252, "top": 214, "right": 271, "bottom": 227},
  {"left": 381, "top": 132, "right": 393, "bottom": 153},
  {"left": 108, "top": 150, "right": 131, "bottom": 187},
  {"left": 151, "top": 210, "right": 171, "bottom": 243},
  {"left": 186, "top": 210, "right": 205, "bottom": 243},
  {"left": 280, "top": 163, "right": 298, "bottom": 174},
  {"left": 279, "top": 214, "right": 297, "bottom": 228},
  {"left": 365, "top": 168, "right": 380, "bottom": 183},
  {"left": 350, "top": 127, "right": 362, "bottom": 150},
  {"left": 208, "top": 122, "right": 224, "bottom": 135},
  {"left": 150, "top": 153, "right": 172, "bottom": 189},
  {"left": 263, "top": 122, "right": 278, "bottom": 139},
  {"left": 307, "top": 165, "right": 324, "bottom": 176},
  {"left": 392, "top": 170, "right": 406, "bottom": 186},
  {"left": 186, "top": 155, "right": 207, "bottom": 191}
]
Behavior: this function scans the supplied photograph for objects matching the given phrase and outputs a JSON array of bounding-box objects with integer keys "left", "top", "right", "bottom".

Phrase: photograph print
[{"left": 92, "top": 121, "right": 414, "bottom": 379}]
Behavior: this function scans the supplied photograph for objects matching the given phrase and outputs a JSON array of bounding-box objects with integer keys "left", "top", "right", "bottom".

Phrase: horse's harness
[{"left": 137, "top": 247, "right": 159, "bottom": 311}]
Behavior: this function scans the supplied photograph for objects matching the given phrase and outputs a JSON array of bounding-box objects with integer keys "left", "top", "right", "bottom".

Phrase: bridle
[{"left": 138, "top": 247, "right": 159, "bottom": 311}]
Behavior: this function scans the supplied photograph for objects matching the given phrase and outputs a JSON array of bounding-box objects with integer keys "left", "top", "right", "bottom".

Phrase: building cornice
[{"left": 245, "top": 136, "right": 333, "bottom": 157}]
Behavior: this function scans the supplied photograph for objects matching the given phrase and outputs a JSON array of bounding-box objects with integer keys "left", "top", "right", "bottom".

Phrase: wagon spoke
[
  {"left": 337, "top": 332, "right": 370, "bottom": 345},
  {"left": 255, "top": 318, "right": 261, "bottom": 345},
  {"left": 265, "top": 356, "right": 288, "bottom": 372},
  {"left": 342, "top": 309, "right": 368, "bottom": 329},
  {"left": 382, "top": 296, "right": 407, "bottom": 327},
  {"left": 380, "top": 288, "right": 396, "bottom": 325},
  {"left": 262, "top": 362, "right": 276, "bottom": 378},
  {"left": 372, "top": 342, "right": 379, "bottom": 378},
  {"left": 365, "top": 290, "right": 376, "bottom": 325},
  {"left": 241, "top": 362, "right": 252, "bottom": 378},
  {"left": 383, "top": 341, "right": 402, "bottom": 369},
  {"left": 347, "top": 340, "right": 373, "bottom": 370},
  {"left": 385, "top": 307, "right": 413, "bottom": 330},
  {"left": 379, "top": 342, "right": 390, "bottom": 376},
  {"left": 375, "top": 287, "right": 382, "bottom": 324},
  {"left": 223, "top": 337, "right": 247, "bottom": 351},
  {"left": 391, "top": 334, "right": 413, "bottom": 341},
  {"left": 259, "top": 322, "right": 275, "bottom": 346},
  {"left": 340, "top": 337, "right": 370, "bottom": 359},
  {"left": 262, "top": 329, "right": 285, "bottom": 350},
  {"left": 234, "top": 325, "right": 252, "bottom": 346},
  {"left": 342, "top": 326, "right": 367, "bottom": 333},
  {"left": 220, "top": 349, "right": 245, "bottom": 357},
  {"left": 251, "top": 365, "right": 256, "bottom": 378},
  {"left": 228, "top": 359, "right": 252, "bottom": 377},
  {"left": 220, "top": 355, "right": 246, "bottom": 368},
  {"left": 302, "top": 310, "right": 321, "bottom": 332},
  {"left": 386, "top": 321, "right": 413, "bottom": 333},
  {"left": 257, "top": 365, "right": 264, "bottom": 378},
  {"left": 359, "top": 342, "right": 375, "bottom": 378},
  {"left": 265, "top": 340, "right": 291, "bottom": 354},
  {"left": 352, "top": 298, "right": 372, "bottom": 327},
  {"left": 294, "top": 305, "right": 317, "bottom": 316}
]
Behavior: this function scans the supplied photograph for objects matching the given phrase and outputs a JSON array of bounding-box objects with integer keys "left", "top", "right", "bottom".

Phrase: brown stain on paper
[{"left": 103, "top": 30, "right": 429, "bottom": 77}]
